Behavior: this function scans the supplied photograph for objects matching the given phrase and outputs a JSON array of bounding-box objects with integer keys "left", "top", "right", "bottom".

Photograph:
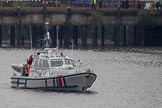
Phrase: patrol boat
[{"left": 11, "top": 48, "right": 97, "bottom": 91}]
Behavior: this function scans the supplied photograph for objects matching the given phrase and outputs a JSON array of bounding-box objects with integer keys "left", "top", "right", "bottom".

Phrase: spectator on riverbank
[
  {"left": 121, "top": 0, "right": 129, "bottom": 9},
  {"left": 98, "top": 0, "right": 103, "bottom": 9},
  {"left": 155, "top": 1, "right": 160, "bottom": 10},
  {"left": 91, "top": 0, "right": 97, "bottom": 9},
  {"left": 141, "top": 1, "right": 146, "bottom": 9},
  {"left": 137, "top": 1, "right": 141, "bottom": 9},
  {"left": 160, "top": 1, "right": 162, "bottom": 10}
]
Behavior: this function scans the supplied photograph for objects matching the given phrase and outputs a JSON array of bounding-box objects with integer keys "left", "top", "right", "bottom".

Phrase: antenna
[
  {"left": 71, "top": 39, "right": 74, "bottom": 57},
  {"left": 56, "top": 25, "right": 59, "bottom": 49},
  {"left": 29, "top": 25, "right": 32, "bottom": 51}
]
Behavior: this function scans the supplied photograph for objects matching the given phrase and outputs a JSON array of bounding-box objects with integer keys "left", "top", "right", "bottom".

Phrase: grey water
[{"left": 0, "top": 48, "right": 162, "bottom": 108}]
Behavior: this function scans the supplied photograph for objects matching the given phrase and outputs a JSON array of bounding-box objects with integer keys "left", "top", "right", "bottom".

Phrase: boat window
[
  {"left": 39, "top": 59, "right": 43, "bottom": 67},
  {"left": 34, "top": 59, "right": 38, "bottom": 67},
  {"left": 65, "top": 58, "right": 73, "bottom": 65},
  {"left": 43, "top": 60, "right": 49, "bottom": 67},
  {"left": 51, "top": 59, "right": 63, "bottom": 67}
]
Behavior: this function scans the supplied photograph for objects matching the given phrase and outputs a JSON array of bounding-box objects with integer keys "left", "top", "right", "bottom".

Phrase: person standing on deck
[
  {"left": 44, "top": 30, "right": 52, "bottom": 48},
  {"left": 27, "top": 55, "right": 33, "bottom": 65}
]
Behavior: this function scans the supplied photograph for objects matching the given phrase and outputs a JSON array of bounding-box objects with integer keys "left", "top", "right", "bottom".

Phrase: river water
[{"left": 0, "top": 48, "right": 162, "bottom": 108}]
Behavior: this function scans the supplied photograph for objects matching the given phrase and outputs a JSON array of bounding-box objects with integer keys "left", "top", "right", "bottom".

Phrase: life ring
[{"left": 24, "top": 64, "right": 30, "bottom": 76}]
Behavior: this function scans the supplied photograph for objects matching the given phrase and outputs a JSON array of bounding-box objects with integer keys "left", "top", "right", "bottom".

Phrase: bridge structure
[{"left": 0, "top": 7, "right": 161, "bottom": 48}]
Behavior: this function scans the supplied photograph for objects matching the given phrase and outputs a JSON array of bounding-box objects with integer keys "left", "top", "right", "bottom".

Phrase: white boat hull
[{"left": 11, "top": 72, "right": 97, "bottom": 91}]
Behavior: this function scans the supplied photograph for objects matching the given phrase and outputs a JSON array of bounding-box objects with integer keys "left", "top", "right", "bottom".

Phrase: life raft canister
[{"left": 24, "top": 64, "right": 30, "bottom": 76}]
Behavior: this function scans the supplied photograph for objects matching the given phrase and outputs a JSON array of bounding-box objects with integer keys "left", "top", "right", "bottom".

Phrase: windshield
[
  {"left": 51, "top": 59, "right": 63, "bottom": 67},
  {"left": 65, "top": 58, "right": 73, "bottom": 65}
]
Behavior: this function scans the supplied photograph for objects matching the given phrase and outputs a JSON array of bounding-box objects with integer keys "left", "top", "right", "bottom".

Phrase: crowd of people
[
  {"left": 1, "top": 0, "right": 161, "bottom": 10},
  {"left": 155, "top": 0, "right": 162, "bottom": 10},
  {"left": 89, "top": 0, "right": 162, "bottom": 10}
]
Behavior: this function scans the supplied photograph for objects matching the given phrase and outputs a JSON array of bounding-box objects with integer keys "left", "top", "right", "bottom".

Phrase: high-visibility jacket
[
  {"left": 93, "top": 0, "right": 96, "bottom": 5},
  {"left": 24, "top": 64, "right": 30, "bottom": 76}
]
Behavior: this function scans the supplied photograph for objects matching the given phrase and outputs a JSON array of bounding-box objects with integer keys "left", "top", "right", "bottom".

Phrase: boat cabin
[{"left": 29, "top": 50, "right": 76, "bottom": 77}]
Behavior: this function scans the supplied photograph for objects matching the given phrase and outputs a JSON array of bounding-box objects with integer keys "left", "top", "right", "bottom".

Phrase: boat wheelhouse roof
[{"left": 34, "top": 48, "right": 69, "bottom": 59}]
